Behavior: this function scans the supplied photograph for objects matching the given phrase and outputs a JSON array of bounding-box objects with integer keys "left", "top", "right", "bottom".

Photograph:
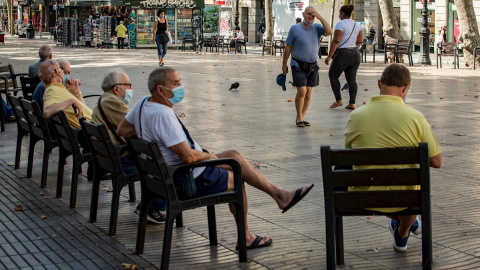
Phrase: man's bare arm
[
  {"left": 117, "top": 118, "right": 137, "bottom": 138},
  {"left": 429, "top": 153, "right": 442, "bottom": 168},
  {"left": 43, "top": 98, "right": 83, "bottom": 119},
  {"left": 282, "top": 45, "right": 292, "bottom": 74},
  {"left": 170, "top": 142, "right": 217, "bottom": 164},
  {"left": 314, "top": 10, "right": 333, "bottom": 36}
]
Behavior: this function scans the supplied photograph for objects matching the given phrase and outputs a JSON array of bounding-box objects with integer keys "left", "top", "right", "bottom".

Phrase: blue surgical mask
[
  {"left": 63, "top": 74, "right": 69, "bottom": 86},
  {"left": 122, "top": 89, "right": 133, "bottom": 105},
  {"left": 163, "top": 85, "right": 185, "bottom": 104},
  {"left": 303, "top": 20, "right": 313, "bottom": 26}
]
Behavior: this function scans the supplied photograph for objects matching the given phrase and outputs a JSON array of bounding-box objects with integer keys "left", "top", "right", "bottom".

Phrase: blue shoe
[
  {"left": 389, "top": 219, "right": 409, "bottom": 252},
  {"left": 410, "top": 216, "right": 422, "bottom": 235}
]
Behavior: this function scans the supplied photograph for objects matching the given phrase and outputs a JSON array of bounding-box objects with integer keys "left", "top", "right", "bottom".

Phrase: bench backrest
[
  {"left": 438, "top": 42, "right": 457, "bottom": 56},
  {"left": 0, "top": 64, "right": 15, "bottom": 90},
  {"left": 50, "top": 110, "right": 83, "bottom": 156},
  {"left": 20, "top": 99, "right": 55, "bottom": 142},
  {"left": 6, "top": 94, "right": 29, "bottom": 133},
  {"left": 126, "top": 137, "right": 176, "bottom": 201},
  {"left": 20, "top": 76, "right": 40, "bottom": 101},
  {"left": 396, "top": 39, "right": 413, "bottom": 54},
  {"left": 79, "top": 118, "right": 124, "bottom": 177},
  {"left": 321, "top": 143, "right": 430, "bottom": 216}
]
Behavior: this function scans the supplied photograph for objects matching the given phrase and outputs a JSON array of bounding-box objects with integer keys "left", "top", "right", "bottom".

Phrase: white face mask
[{"left": 122, "top": 89, "right": 134, "bottom": 104}]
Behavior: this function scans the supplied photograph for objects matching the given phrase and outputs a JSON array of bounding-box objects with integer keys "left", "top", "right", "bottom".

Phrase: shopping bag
[{"left": 167, "top": 32, "right": 172, "bottom": 44}]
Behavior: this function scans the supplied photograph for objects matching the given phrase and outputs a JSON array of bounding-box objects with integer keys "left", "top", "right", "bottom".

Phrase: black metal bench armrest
[
  {"left": 173, "top": 158, "right": 242, "bottom": 188},
  {"left": 83, "top": 94, "right": 101, "bottom": 99}
]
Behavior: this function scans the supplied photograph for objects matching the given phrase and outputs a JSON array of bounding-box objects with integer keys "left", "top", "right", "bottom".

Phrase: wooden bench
[
  {"left": 321, "top": 143, "right": 432, "bottom": 270},
  {"left": 437, "top": 42, "right": 460, "bottom": 69},
  {"left": 395, "top": 39, "right": 414, "bottom": 66}
]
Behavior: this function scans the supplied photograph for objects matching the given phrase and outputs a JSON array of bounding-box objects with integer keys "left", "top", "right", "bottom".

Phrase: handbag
[
  {"left": 138, "top": 97, "right": 198, "bottom": 199},
  {"left": 157, "top": 32, "right": 169, "bottom": 44},
  {"left": 167, "top": 32, "right": 172, "bottom": 44},
  {"left": 332, "top": 22, "right": 356, "bottom": 59}
]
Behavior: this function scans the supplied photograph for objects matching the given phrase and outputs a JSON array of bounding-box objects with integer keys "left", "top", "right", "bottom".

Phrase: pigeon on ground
[{"left": 229, "top": 82, "right": 240, "bottom": 90}]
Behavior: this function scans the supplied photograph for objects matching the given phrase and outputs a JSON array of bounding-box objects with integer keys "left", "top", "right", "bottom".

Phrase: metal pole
[
  {"left": 418, "top": 0, "right": 431, "bottom": 65},
  {"left": 234, "top": 0, "right": 239, "bottom": 27}
]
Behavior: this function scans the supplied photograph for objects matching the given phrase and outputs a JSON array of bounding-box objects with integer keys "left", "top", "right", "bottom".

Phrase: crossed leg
[{"left": 216, "top": 150, "right": 313, "bottom": 247}]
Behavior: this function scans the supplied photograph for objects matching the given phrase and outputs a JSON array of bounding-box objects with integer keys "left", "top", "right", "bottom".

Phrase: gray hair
[
  {"left": 57, "top": 59, "right": 70, "bottom": 68},
  {"left": 120, "top": 21, "right": 124, "bottom": 25},
  {"left": 38, "top": 60, "right": 58, "bottom": 85},
  {"left": 147, "top": 67, "right": 175, "bottom": 94},
  {"left": 39, "top": 45, "right": 53, "bottom": 60},
  {"left": 101, "top": 69, "right": 126, "bottom": 92}
]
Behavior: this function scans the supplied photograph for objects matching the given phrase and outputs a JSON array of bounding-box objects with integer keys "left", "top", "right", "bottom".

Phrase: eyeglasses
[{"left": 113, "top": 83, "right": 132, "bottom": 88}]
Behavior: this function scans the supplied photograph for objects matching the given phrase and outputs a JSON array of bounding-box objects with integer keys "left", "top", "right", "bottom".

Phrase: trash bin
[
  {"left": 0, "top": 33, "right": 5, "bottom": 44},
  {"left": 26, "top": 25, "right": 35, "bottom": 39}
]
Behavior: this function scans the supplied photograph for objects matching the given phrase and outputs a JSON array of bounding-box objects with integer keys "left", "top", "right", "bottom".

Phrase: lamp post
[
  {"left": 234, "top": 0, "right": 239, "bottom": 27},
  {"left": 418, "top": 0, "right": 431, "bottom": 65}
]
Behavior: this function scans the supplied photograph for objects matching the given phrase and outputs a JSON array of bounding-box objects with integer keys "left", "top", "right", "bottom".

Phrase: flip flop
[
  {"left": 282, "top": 184, "right": 314, "bottom": 214},
  {"left": 236, "top": 235, "right": 273, "bottom": 250}
]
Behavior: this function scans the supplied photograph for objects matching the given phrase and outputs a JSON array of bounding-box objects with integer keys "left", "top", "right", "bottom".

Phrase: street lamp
[
  {"left": 234, "top": 0, "right": 239, "bottom": 27},
  {"left": 418, "top": 0, "right": 431, "bottom": 65}
]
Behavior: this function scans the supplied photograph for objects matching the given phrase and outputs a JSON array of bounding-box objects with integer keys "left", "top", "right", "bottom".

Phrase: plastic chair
[
  {"left": 126, "top": 137, "right": 247, "bottom": 270},
  {"left": 79, "top": 118, "right": 137, "bottom": 236}
]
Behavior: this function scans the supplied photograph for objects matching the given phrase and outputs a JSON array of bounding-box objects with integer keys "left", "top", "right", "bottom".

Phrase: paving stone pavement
[{"left": 0, "top": 35, "right": 479, "bottom": 269}]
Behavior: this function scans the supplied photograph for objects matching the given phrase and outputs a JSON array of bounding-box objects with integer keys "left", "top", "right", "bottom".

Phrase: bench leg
[
  {"left": 161, "top": 211, "right": 177, "bottom": 270},
  {"left": 135, "top": 196, "right": 152, "bottom": 254},
  {"left": 207, "top": 205, "right": 218, "bottom": 245},
  {"left": 335, "top": 216, "right": 344, "bottom": 265}
]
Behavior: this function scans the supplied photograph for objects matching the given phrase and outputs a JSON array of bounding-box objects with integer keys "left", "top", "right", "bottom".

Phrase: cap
[{"left": 276, "top": 74, "right": 286, "bottom": 91}]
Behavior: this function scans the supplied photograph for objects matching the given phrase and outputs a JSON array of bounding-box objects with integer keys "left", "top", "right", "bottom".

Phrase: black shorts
[{"left": 291, "top": 65, "right": 319, "bottom": 87}]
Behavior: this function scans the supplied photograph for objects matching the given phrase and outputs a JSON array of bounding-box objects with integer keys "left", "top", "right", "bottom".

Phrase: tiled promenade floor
[{"left": 0, "top": 35, "right": 479, "bottom": 269}]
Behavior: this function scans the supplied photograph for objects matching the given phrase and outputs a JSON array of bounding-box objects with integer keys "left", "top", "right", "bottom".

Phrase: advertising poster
[
  {"left": 272, "top": 0, "right": 309, "bottom": 38},
  {"left": 204, "top": 6, "right": 219, "bottom": 34}
]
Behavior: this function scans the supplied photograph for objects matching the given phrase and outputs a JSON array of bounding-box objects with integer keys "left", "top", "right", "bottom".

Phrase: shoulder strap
[
  {"left": 137, "top": 96, "right": 149, "bottom": 139},
  {"left": 339, "top": 21, "right": 356, "bottom": 48},
  {"left": 97, "top": 97, "right": 126, "bottom": 144}
]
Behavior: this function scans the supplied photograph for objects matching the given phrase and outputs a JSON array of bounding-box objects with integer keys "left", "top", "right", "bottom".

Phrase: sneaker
[
  {"left": 410, "top": 216, "right": 422, "bottom": 235},
  {"left": 389, "top": 219, "right": 409, "bottom": 252},
  {"left": 134, "top": 204, "right": 166, "bottom": 224},
  {"left": 147, "top": 208, "right": 166, "bottom": 223}
]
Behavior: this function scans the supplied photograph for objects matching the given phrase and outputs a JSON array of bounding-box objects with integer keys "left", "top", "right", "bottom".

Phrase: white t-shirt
[
  {"left": 125, "top": 96, "right": 205, "bottom": 177},
  {"left": 334, "top": 19, "right": 362, "bottom": 49}
]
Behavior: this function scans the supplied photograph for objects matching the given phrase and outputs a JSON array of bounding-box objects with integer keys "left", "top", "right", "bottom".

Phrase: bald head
[
  {"left": 39, "top": 45, "right": 53, "bottom": 60},
  {"left": 38, "top": 60, "right": 60, "bottom": 85}
]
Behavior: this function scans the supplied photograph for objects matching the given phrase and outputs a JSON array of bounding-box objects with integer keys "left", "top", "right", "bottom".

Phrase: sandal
[
  {"left": 303, "top": 121, "right": 310, "bottom": 126},
  {"left": 296, "top": 119, "right": 305, "bottom": 127},
  {"left": 345, "top": 104, "right": 356, "bottom": 110},
  {"left": 330, "top": 100, "right": 343, "bottom": 108}
]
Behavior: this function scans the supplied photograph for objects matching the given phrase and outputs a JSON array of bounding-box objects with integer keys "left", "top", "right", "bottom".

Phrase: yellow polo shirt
[
  {"left": 43, "top": 82, "right": 92, "bottom": 129},
  {"left": 345, "top": 95, "right": 441, "bottom": 212}
]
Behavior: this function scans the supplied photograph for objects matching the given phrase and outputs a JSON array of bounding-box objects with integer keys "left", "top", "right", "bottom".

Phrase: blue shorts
[
  {"left": 195, "top": 166, "right": 229, "bottom": 197},
  {"left": 291, "top": 65, "right": 319, "bottom": 87}
]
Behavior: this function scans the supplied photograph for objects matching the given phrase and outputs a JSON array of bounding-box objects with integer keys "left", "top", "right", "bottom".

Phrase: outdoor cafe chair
[
  {"left": 321, "top": 143, "right": 432, "bottom": 270},
  {"left": 20, "top": 99, "right": 59, "bottom": 189},
  {"left": 394, "top": 39, "right": 414, "bottom": 66},
  {"left": 6, "top": 94, "right": 30, "bottom": 170},
  {"left": 126, "top": 137, "right": 247, "bottom": 270},
  {"left": 50, "top": 110, "right": 93, "bottom": 208},
  {"left": 20, "top": 75, "right": 40, "bottom": 101},
  {"left": 79, "top": 117, "right": 137, "bottom": 236}
]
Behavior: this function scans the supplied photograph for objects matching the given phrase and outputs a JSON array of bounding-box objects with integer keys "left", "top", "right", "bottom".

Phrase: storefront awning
[
  {"left": 67, "top": 0, "right": 123, "bottom": 7},
  {"left": 123, "top": 0, "right": 205, "bottom": 9}
]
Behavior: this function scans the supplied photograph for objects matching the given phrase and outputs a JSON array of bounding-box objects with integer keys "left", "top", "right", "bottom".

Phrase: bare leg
[
  {"left": 216, "top": 150, "right": 312, "bottom": 210},
  {"left": 301, "top": 87, "right": 313, "bottom": 120},
  {"left": 387, "top": 215, "right": 417, "bottom": 238},
  {"left": 295, "top": 86, "right": 307, "bottom": 122}
]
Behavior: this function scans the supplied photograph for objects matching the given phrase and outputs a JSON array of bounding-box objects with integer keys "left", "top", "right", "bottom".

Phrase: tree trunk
[
  {"left": 379, "top": 0, "right": 402, "bottom": 63},
  {"left": 454, "top": 0, "right": 480, "bottom": 67},
  {"left": 7, "top": 0, "right": 15, "bottom": 36},
  {"left": 265, "top": 0, "right": 273, "bottom": 54}
]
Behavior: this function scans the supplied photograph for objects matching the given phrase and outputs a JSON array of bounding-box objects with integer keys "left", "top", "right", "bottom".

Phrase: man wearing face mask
[
  {"left": 117, "top": 67, "right": 314, "bottom": 250},
  {"left": 283, "top": 6, "right": 332, "bottom": 127},
  {"left": 33, "top": 59, "right": 72, "bottom": 110},
  {"left": 345, "top": 64, "right": 442, "bottom": 252},
  {"left": 91, "top": 69, "right": 167, "bottom": 224},
  {"left": 41, "top": 60, "right": 91, "bottom": 128}
]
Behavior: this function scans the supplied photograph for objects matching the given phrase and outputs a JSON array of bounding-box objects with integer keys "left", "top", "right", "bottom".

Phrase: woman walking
[
  {"left": 325, "top": 5, "right": 363, "bottom": 110},
  {"left": 152, "top": 9, "right": 169, "bottom": 66}
]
